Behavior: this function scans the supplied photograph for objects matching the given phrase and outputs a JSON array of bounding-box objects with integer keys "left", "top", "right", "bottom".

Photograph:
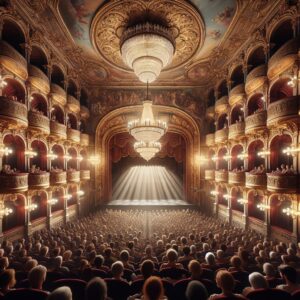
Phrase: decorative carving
[
  {"left": 204, "top": 170, "right": 215, "bottom": 180},
  {"left": 215, "top": 128, "right": 228, "bottom": 143},
  {"left": 28, "top": 64, "right": 50, "bottom": 94},
  {"left": 28, "top": 111, "right": 50, "bottom": 134},
  {"left": 215, "top": 170, "right": 228, "bottom": 183},
  {"left": 205, "top": 133, "right": 215, "bottom": 146},
  {"left": 67, "top": 128, "right": 80, "bottom": 143},
  {"left": 67, "top": 170, "right": 80, "bottom": 182},
  {"left": 228, "top": 171, "right": 245, "bottom": 185},
  {"left": 80, "top": 170, "right": 90, "bottom": 180},
  {"left": 267, "top": 174, "right": 298, "bottom": 193},
  {"left": 215, "top": 96, "right": 229, "bottom": 114},
  {"left": 28, "top": 173, "right": 50, "bottom": 188},
  {"left": 245, "top": 64, "right": 267, "bottom": 94},
  {"left": 245, "top": 172, "right": 267, "bottom": 188},
  {"left": 0, "top": 174, "right": 28, "bottom": 192},
  {"left": 245, "top": 110, "right": 267, "bottom": 134},
  {"left": 229, "top": 83, "right": 245, "bottom": 106},
  {"left": 50, "top": 171, "right": 67, "bottom": 185},
  {"left": 50, "top": 121, "right": 67, "bottom": 139},
  {"left": 80, "top": 133, "right": 89, "bottom": 147},
  {"left": 67, "top": 95, "right": 80, "bottom": 113},
  {"left": 50, "top": 84, "right": 66, "bottom": 106},
  {"left": 228, "top": 122, "right": 245, "bottom": 140}
]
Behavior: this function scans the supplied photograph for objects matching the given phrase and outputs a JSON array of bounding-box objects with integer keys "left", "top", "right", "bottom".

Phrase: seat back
[
  {"left": 160, "top": 267, "right": 188, "bottom": 280},
  {"left": 123, "top": 268, "right": 134, "bottom": 282},
  {"left": 162, "top": 279, "right": 174, "bottom": 300},
  {"left": 4, "top": 288, "right": 48, "bottom": 300},
  {"left": 52, "top": 279, "right": 86, "bottom": 300},
  {"left": 105, "top": 279, "right": 130, "bottom": 300},
  {"left": 173, "top": 279, "right": 191, "bottom": 300},
  {"left": 247, "top": 288, "right": 292, "bottom": 300},
  {"left": 230, "top": 271, "right": 249, "bottom": 285},
  {"left": 292, "top": 289, "right": 300, "bottom": 300},
  {"left": 202, "top": 268, "right": 215, "bottom": 281},
  {"left": 130, "top": 279, "right": 145, "bottom": 295}
]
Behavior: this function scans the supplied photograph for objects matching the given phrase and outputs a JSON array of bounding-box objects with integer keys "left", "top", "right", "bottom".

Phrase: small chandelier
[
  {"left": 134, "top": 141, "right": 161, "bottom": 161},
  {"left": 120, "top": 22, "right": 175, "bottom": 83},
  {"left": 128, "top": 83, "right": 167, "bottom": 143}
]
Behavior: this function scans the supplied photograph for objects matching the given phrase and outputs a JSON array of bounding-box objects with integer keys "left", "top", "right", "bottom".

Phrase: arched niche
[
  {"left": 247, "top": 46, "right": 265, "bottom": 72},
  {"left": 230, "top": 65, "right": 244, "bottom": 89},
  {"left": 51, "top": 144, "right": 64, "bottom": 170},
  {"left": 67, "top": 113, "right": 77, "bottom": 130},
  {"left": 2, "top": 78, "right": 26, "bottom": 103},
  {"left": 247, "top": 93, "right": 264, "bottom": 116},
  {"left": 30, "top": 46, "right": 48, "bottom": 75},
  {"left": 67, "top": 184, "right": 78, "bottom": 206},
  {"left": 230, "top": 104, "right": 244, "bottom": 124},
  {"left": 248, "top": 140, "right": 265, "bottom": 171},
  {"left": 217, "top": 185, "right": 227, "bottom": 206},
  {"left": 51, "top": 105, "right": 65, "bottom": 124},
  {"left": 67, "top": 147, "right": 78, "bottom": 170},
  {"left": 30, "top": 191, "right": 47, "bottom": 221},
  {"left": 51, "top": 65, "right": 65, "bottom": 88},
  {"left": 80, "top": 89, "right": 88, "bottom": 107},
  {"left": 67, "top": 79, "right": 78, "bottom": 98},
  {"left": 30, "top": 93, "right": 48, "bottom": 116},
  {"left": 51, "top": 187, "right": 65, "bottom": 213},
  {"left": 217, "top": 80, "right": 228, "bottom": 98},
  {"left": 217, "top": 147, "right": 228, "bottom": 171},
  {"left": 247, "top": 190, "right": 265, "bottom": 221},
  {"left": 231, "top": 144, "right": 244, "bottom": 170},
  {"left": 269, "top": 78, "right": 293, "bottom": 103},
  {"left": 217, "top": 113, "right": 228, "bottom": 130},
  {"left": 207, "top": 89, "right": 215, "bottom": 107},
  {"left": 31, "top": 140, "right": 48, "bottom": 171},
  {"left": 231, "top": 187, "right": 243, "bottom": 212}
]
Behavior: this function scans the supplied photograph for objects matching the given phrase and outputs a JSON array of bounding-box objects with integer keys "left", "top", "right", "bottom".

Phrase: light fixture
[
  {"left": 77, "top": 155, "right": 83, "bottom": 161},
  {"left": 237, "top": 153, "right": 248, "bottom": 159},
  {"left": 0, "top": 207, "right": 13, "bottom": 217},
  {"left": 128, "top": 82, "right": 167, "bottom": 143},
  {"left": 210, "top": 190, "right": 219, "bottom": 196},
  {"left": 0, "top": 147, "right": 12, "bottom": 156},
  {"left": 223, "top": 154, "right": 232, "bottom": 161},
  {"left": 25, "top": 150, "right": 37, "bottom": 158},
  {"left": 47, "top": 198, "right": 58, "bottom": 205},
  {"left": 283, "top": 147, "right": 300, "bottom": 156},
  {"left": 287, "top": 75, "right": 298, "bottom": 87},
  {"left": 88, "top": 155, "right": 100, "bottom": 164},
  {"left": 25, "top": 204, "right": 38, "bottom": 211},
  {"left": 64, "top": 194, "right": 72, "bottom": 200},
  {"left": 134, "top": 141, "right": 161, "bottom": 161},
  {"left": 0, "top": 76, "right": 7, "bottom": 89},
  {"left": 282, "top": 207, "right": 300, "bottom": 217},
  {"left": 77, "top": 190, "right": 84, "bottom": 196},
  {"left": 120, "top": 22, "right": 175, "bottom": 83},
  {"left": 211, "top": 155, "right": 218, "bottom": 162},
  {"left": 238, "top": 198, "right": 248, "bottom": 204},
  {"left": 47, "top": 152, "right": 58, "bottom": 160},
  {"left": 223, "top": 194, "right": 231, "bottom": 200},
  {"left": 64, "top": 155, "right": 72, "bottom": 161},
  {"left": 257, "top": 203, "right": 270, "bottom": 211},
  {"left": 258, "top": 150, "right": 270, "bottom": 157}
]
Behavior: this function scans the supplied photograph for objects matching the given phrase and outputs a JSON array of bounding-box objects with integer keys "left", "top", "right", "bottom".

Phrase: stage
[{"left": 107, "top": 199, "right": 192, "bottom": 208}]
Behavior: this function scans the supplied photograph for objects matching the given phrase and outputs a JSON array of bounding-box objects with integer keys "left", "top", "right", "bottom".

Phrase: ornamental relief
[{"left": 267, "top": 174, "right": 298, "bottom": 189}]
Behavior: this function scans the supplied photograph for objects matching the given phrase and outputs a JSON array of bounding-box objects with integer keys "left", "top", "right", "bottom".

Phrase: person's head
[
  {"left": 25, "top": 259, "right": 38, "bottom": 272},
  {"left": 205, "top": 252, "right": 215, "bottom": 265},
  {"left": 166, "top": 249, "right": 178, "bottom": 263},
  {"left": 141, "top": 260, "right": 154, "bottom": 279},
  {"left": 185, "top": 280, "right": 208, "bottom": 300},
  {"left": 145, "top": 246, "right": 153, "bottom": 256},
  {"left": 63, "top": 250, "right": 72, "bottom": 261},
  {"left": 0, "top": 269, "right": 16, "bottom": 289},
  {"left": 111, "top": 261, "right": 124, "bottom": 279},
  {"left": 249, "top": 272, "right": 268, "bottom": 289},
  {"left": 120, "top": 250, "right": 129, "bottom": 262},
  {"left": 182, "top": 246, "right": 191, "bottom": 256},
  {"left": 279, "top": 265, "right": 298, "bottom": 284},
  {"left": 143, "top": 276, "right": 164, "bottom": 300},
  {"left": 85, "top": 277, "right": 107, "bottom": 300},
  {"left": 230, "top": 255, "right": 242, "bottom": 269},
  {"left": 216, "top": 270, "right": 235, "bottom": 293},
  {"left": 0, "top": 257, "right": 9, "bottom": 270},
  {"left": 40, "top": 246, "right": 49, "bottom": 256},
  {"left": 104, "top": 247, "right": 112, "bottom": 258},
  {"left": 48, "top": 287, "right": 72, "bottom": 300},
  {"left": 263, "top": 263, "right": 276, "bottom": 277},
  {"left": 216, "top": 249, "right": 224, "bottom": 259},
  {"left": 94, "top": 255, "right": 104, "bottom": 268},
  {"left": 188, "top": 260, "right": 202, "bottom": 278},
  {"left": 28, "top": 265, "right": 47, "bottom": 289},
  {"left": 54, "top": 256, "right": 63, "bottom": 268}
]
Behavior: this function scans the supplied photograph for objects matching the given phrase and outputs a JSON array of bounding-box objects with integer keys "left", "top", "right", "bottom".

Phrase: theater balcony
[
  {"left": 229, "top": 83, "right": 245, "bottom": 106},
  {"left": 50, "top": 171, "right": 66, "bottom": 185},
  {"left": 228, "top": 122, "right": 245, "bottom": 140},
  {"left": 67, "top": 128, "right": 81, "bottom": 143},
  {"left": 245, "top": 64, "right": 267, "bottom": 94},
  {"left": 215, "top": 128, "right": 228, "bottom": 143},
  {"left": 267, "top": 173, "right": 298, "bottom": 193},
  {"left": 0, "top": 97, "right": 28, "bottom": 128},
  {"left": 67, "top": 170, "right": 80, "bottom": 182},
  {"left": 80, "top": 106, "right": 90, "bottom": 119},
  {"left": 50, "top": 121, "right": 67, "bottom": 140},
  {"left": 28, "top": 110, "right": 50, "bottom": 134},
  {"left": 215, "top": 170, "right": 228, "bottom": 183},
  {"left": 80, "top": 133, "right": 90, "bottom": 146},
  {"left": 245, "top": 172, "right": 267, "bottom": 188},
  {"left": 80, "top": 170, "right": 90, "bottom": 180},
  {"left": 28, "top": 64, "right": 50, "bottom": 94},
  {"left": 205, "top": 133, "right": 215, "bottom": 146},
  {"left": 228, "top": 171, "right": 245, "bottom": 185},
  {"left": 28, "top": 172, "right": 50, "bottom": 189},
  {"left": 268, "top": 38, "right": 299, "bottom": 79},
  {"left": 245, "top": 110, "right": 267, "bottom": 134},
  {"left": 204, "top": 170, "right": 215, "bottom": 180},
  {"left": 0, "top": 41, "right": 27, "bottom": 80},
  {"left": 67, "top": 95, "right": 80, "bottom": 113},
  {"left": 0, "top": 173, "right": 28, "bottom": 192},
  {"left": 50, "top": 83, "right": 66, "bottom": 106},
  {"left": 267, "top": 96, "right": 299, "bottom": 126},
  {"left": 215, "top": 96, "right": 228, "bottom": 114}
]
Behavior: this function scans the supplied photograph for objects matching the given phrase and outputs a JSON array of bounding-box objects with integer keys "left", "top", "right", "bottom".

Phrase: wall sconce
[
  {"left": 47, "top": 198, "right": 58, "bottom": 205},
  {"left": 211, "top": 155, "right": 218, "bottom": 162},
  {"left": 64, "top": 194, "right": 72, "bottom": 200},
  {"left": 196, "top": 155, "right": 208, "bottom": 164},
  {"left": 0, "top": 147, "right": 12, "bottom": 156},
  {"left": 223, "top": 155, "right": 232, "bottom": 161},
  {"left": 210, "top": 190, "right": 219, "bottom": 196},
  {"left": 0, "top": 207, "right": 13, "bottom": 217},
  {"left": 47, "top": 152, "right": 58, "bottom": 160},
  {"left": 0, "top": 76, "right": 7, "bottom": 89},
  {"left": 257, "top": 203, "right": 270, "bottom": 211},
  {"left": 238, "top": 198, "right": 248, "bottom": 204},
  {"left": 25, "top": 204, "right": 38, "bottom": 211},
  {"left": 77, "top": 190, "right": 84, "bottom": 196},
  {"left": 287, "top": 75, "right": 298, "bottom": 88},
  {"left": 223, "top": 194, "right": 231, "bottom": 200},
  {"left": 283, "top": 147, "right": 300, "bottom": 156},
  {"left": 88, "top": 155, "right": 100, "bottom": 164},
  {"left": 77, "top": 155, "right": 83, "bottom": 161},
  {"left": 258, "top": 150, "right": 270, "bottom": 157},
  {"left": 282, "top": 207, "right": 300, "bottom": 217},
  {"left": 64, "top": 155, "right": 72, "bottom": 161},
  {"left": 237, "top": 153, "right": 248, "bottom": 159},
  {"left": 25, "top": 150, "right": 37, "bottom": 158}
]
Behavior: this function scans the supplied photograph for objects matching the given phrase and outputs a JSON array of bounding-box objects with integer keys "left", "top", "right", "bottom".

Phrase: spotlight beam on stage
[{"left": 112, "top": 165, "right": 183, "bottom": 201}]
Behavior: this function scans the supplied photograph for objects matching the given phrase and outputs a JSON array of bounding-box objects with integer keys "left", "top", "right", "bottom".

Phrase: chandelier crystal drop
[
  {"left": 134, "top": 141, "right": 161, "bottom": 161},
  {"left": 120, "top": 22, "right": 175, "bottom": 83}
]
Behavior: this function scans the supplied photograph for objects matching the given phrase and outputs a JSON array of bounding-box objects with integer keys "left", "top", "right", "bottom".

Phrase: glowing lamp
[
  {"left": 238, "top": 198, "right": 248, "bottom": 204},
  {"left": 25, "top": 150, "right": 37, "bottom": 158},
  {"left": 258, "top": 150, "right": 270, "bottom": 157},
  {"left": 47, "top": 198, "right": 58, "bottom": 205},
  {"left": 282, "top": 207, "right": 300, "bottom": 217},
  {"left": 210, "top": 190, "right": 219, "bottom": 196},
  {"left": 0, "top": 147, "right": 12, "bottom": 156},
  {"left": 257, "top": 203, "right": 270, "bottom": 211},
  {"left": 25, "top": 204, "right": 38, "bottom": 211},
  {"left": 0, "top": 207, "right": 13, "bottom": 217}
]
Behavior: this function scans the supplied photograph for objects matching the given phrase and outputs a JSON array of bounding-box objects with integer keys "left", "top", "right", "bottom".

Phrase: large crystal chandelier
[
  {"left": 120, "top": 22, "right": 175, "bottom": 83},
  {"left": 134, "top": 141, "right": 161, "bottom": 161}
]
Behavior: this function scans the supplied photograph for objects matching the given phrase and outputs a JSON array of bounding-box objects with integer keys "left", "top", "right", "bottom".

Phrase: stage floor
[{"left": 108, "top": 199, "right": 190, "bottom": 206}]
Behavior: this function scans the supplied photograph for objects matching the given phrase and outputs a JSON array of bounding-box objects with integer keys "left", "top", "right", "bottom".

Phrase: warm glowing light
[
  {"left": 47, "top": 152, "right": 58, "bottom": 160},
  {"left": 88, "top": 155, "right": 100, "bottom": 164},
  {"left": 0, "top": 147, "right": 12, "bottom": 156},
  {"left": 25, "top": 150, "right": 37, "bottom": 157},
  {"left": 282, "top": 207, "right": 300, "bottom": 217},
  {"left": 223, "top": 194, "right": 231, "bottom": 200},
  {"left": 210, "top": 190, "right": 219, "bottom": 196},
  {"left": 77, "top": 155, "right": 83, "bottom": 161},
  {"left": 47, "top": 198, "right": 58, "bottom": 205},
  {"left": 223, "top": 154, "right": 232, "bottom": 161},
  {"left": 258, "top": 150, "right": 270, "bottom": 157},
  {"left": 0, "top": 76, "right": 7, "bottom": 89},
  {"left": 283, "top": 147, "right": 300, "bottom": 156},
  {"left": 134, "top": 141, "right": 161, "bottom": 161},
  {"left": 238, "top": 198, "right": 248, "bottom": 204},
  {"left": 64, "top": 194, "right": 72, "bottom": 200},
  {"left": 257, "top": 203, "right": 270, "bottom": 211},
  {"left": 25, "top": 204, "right": 38, "bottom": 211},
  {"left": 237, "top": 153, "right": 248, "bottom": 159},
  {"left": 0, "top": 207, "right": 13, "bottom": 217},
  {"left": 120, "top": 23, "right": 175, "bottom": 83},
  {"left": 77, "top": 190, "right": 84, "bottom": 196},
  {"left": 64, "top": 155, "right": 72, "bottom": 161},
  {"left": 211, "top": 155, "right": 218, "bottom": 162},
  {"left": 287, "top": 76, "right": 297, "bottom": 87}
]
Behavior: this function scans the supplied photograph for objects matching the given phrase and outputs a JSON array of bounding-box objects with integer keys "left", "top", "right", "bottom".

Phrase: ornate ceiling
[{"left": 58, "top": 0, "right": 237, "bottom": 87}]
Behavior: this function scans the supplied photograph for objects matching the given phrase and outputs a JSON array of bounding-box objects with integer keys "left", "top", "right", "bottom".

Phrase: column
[
  {"left": 25, "top": 193, "right": 32, "bottom": 237},
  {"left": 0, "top": 199, "right": 4, "bottom": 242},
  {"left": 46, "top": 189, "right": 52, "bottom": 230},
  {"left": 264, "top": 194, "right": 271, "bottom": 237},
  {"left": 243, "top": 190, "right": 248, "bottom": 230},
  {"left": 228, "top": 192, "right": 232, "bottom": 225},
  {"left": 64, "top": 188, "right": 68, "bottom": 225}
]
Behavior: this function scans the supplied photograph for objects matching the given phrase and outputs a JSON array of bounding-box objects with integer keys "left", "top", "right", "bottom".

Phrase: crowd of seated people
[
  {"left": 249, "top": 165, "right": 265, "bottom": 175},
  {"left": 271, "top": 164, "right": 295, "bottom": 175},
  {"left": 0, "top": 209, "right": 299, "bottom": 299},
  {"left": 1, "top": 165, "right": 18, "bottom": 175}
]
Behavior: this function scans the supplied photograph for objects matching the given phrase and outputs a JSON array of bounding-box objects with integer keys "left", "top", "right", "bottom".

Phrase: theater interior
[{"left": 0, "top": 0, "right": 299, "bottom": 299}]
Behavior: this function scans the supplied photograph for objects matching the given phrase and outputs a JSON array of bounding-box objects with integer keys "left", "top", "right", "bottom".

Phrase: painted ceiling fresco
[{"left": 58, "top": 0, "right": 237, "bottom": 84}]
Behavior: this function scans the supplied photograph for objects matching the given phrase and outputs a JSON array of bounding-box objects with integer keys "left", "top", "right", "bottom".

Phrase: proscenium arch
[{"left": 95, "top": 105, "right": 201, "bottom": 205}]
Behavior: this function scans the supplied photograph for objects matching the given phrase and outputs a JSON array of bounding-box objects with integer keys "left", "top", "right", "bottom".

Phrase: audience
[
  {"left": 277, "top": 265, "right": 300, "bottom": 294},
  {"left": 48, "top": 286, "right": 72, "bottom": 300},
  {"left": 186, "top": 280, "right": 208, "bottom": 300},
  {"left": 85, "top": 277, "right": 107, "bottom": 300}
]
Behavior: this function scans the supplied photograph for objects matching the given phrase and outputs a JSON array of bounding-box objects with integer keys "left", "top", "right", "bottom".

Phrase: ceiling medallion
[
  {"left": 134, "top": 141, "right": 161, "bottom": 161},
  {"left": 91, "top": 0, "right": 204, "bottom": 73}
]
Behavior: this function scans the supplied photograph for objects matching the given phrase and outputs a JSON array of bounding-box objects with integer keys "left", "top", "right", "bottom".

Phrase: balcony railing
[
  {"left": 204, "top": 170, "right": 215, "bottom": 180},
  {"left": 215, "top": 170, "right": 228, "bottom": 182},
  {"left": 205, "top": 133, "right": 215, "bottom": 146},
  {"left": 0, "top": 173, "right": 28, "bottom": 192},
  {"left": 267, "top": 96, "right": 299, "bottom": 126},
  {"left": 50, "top": 121, "right": 67, "bottom": 139},
  {"left": 245, "top": 172, "right": 267, "bottom": 188},
  {"left": 245, "top": 64, "right": 267, "bottom": 94},
  {"left": 245, "top": 110, "right": 267, "bottom": 134},
  {"left": 28, "top": 64, "right": 50, "bottom": 94},
  {"left": 267, "top": 173, "right": 298, "bottom": 193},
  {"left": 67, "top": 95, "right": 80, "bottom": 113},
  {"left": 80, "top": 170, "right": 90, "bottom": 180},
  {"left": 50, "top": 83, "right": 66, "bottom": 105},
  {"left": 229, "top": 83, "right": 245, "bottom": 106},
  {"left": 215, "top": 128, "right": 228, "bottom": 143},
  {"left": 80, "top": 133, "right": 90, "bottom": 146},
  {"left": 67, "top": 170, "right": 80, "bottom": 182},
  {"left": 0, "top": 41, "right": 27, "bottom": 79},
  {"left": 228, "top": 171, "right": 245, "bottom": 185},
  {"left": 215, "top": 96, "right": 228, "bottom": 114},
  {"left": 50, "top": 171, "right": 66, "bottom": 185},
  {"left": 80, "top": 106, "right": 90, "bottom": 119},
  {"left": 0, "top": 97, "right": 28, "bottom": 128},
  {"left": 268, "top": 38, "right": 300, "bottom": 79},
  {"left": 67, "top": 128, "right": 80, "bottom": 143},
  {"left": 28, "top": 173, "right": 50, "bottom": 188},
  {"left": 28, "top": 111, "right": 50, "bottom": 134},
  {"left": 228, "top": 122, "right": 245, "bottom": 140}
]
